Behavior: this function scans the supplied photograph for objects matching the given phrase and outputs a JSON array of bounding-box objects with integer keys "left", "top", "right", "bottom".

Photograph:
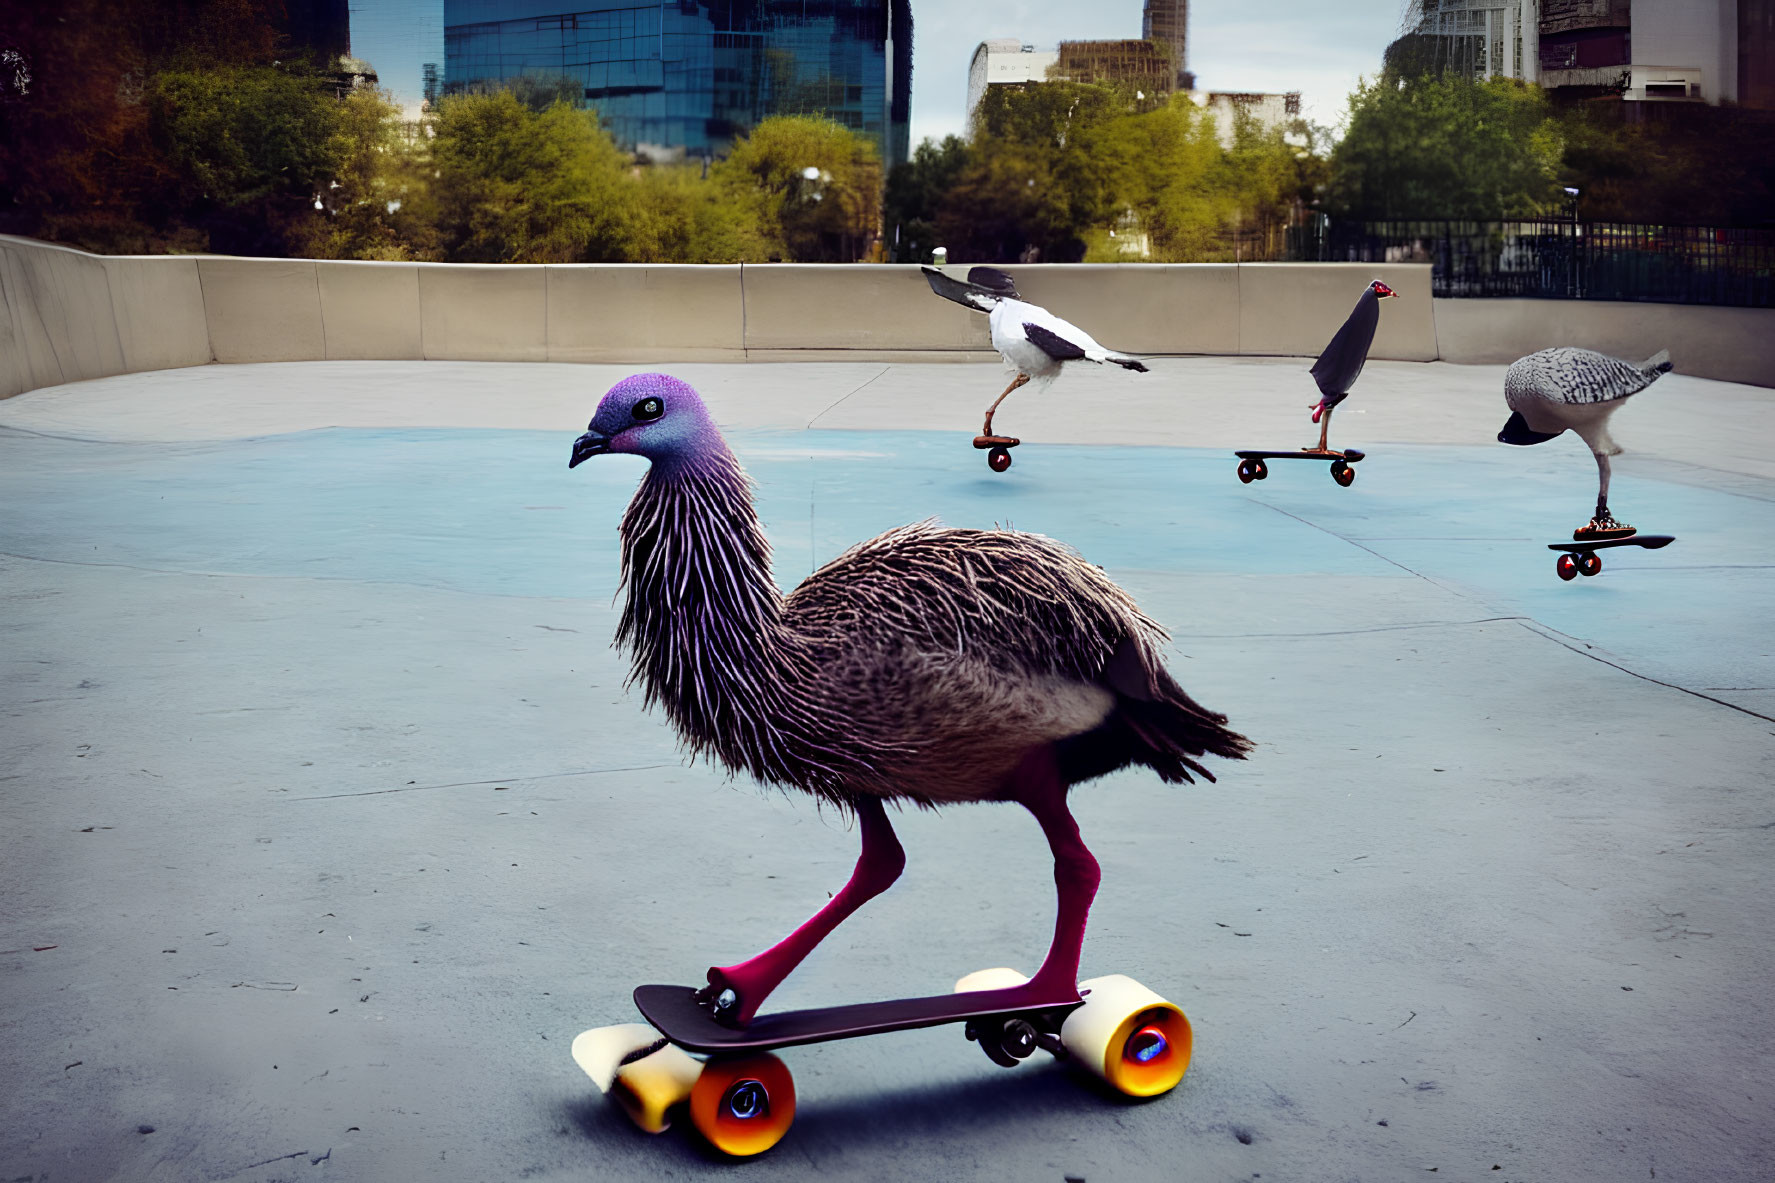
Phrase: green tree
[
  {"left": 297, "top": 86, "right": 424, "bottom": 260},
  {"left": 628, "top": 164, "right": 780, "bottom": 263},
  {"left": 939, "top": 81, "right": 1130, "bottom": 262},
  {"left": 1328, "top": 74, "right": 1562, "bottom": 220},
  {"left": 1555, "top": 103, "right": 1775, "bottom": 226},
  {"left": 148, "top": 62, "right": 359, "bottom": 255},
  {"left": 715, "top": 115, "right": 881, "bottom": 261},
  {"left": 428, "top": 90, "right": 641, "bottom": 262},
  {"left": 882, "top": 134, "right": 972, "bottom": 262},
  {"left": 0, "top": 0, "right": 297, "bottom": 251}
]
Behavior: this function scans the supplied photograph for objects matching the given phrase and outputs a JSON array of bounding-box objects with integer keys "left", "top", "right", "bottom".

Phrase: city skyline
[{"left": 348, "top": 0, "right": 1406, "bottom": 142}]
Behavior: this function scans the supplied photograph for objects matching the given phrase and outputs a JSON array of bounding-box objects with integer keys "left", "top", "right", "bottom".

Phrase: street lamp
[{"left": 1563, "top": 186, "right": 1581, "bottom": 298}]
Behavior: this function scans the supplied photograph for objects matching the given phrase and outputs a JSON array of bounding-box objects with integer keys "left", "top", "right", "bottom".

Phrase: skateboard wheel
[
  {"left": 988, "top": 446, "right": 1013, "bottom": 472},
  {"left": 1061, "top": 975, "right": 1192, "bottom": 1098},
  {"left": 689, "top": 1053, "right": 796, "bottom": 1157},
  {"left": 572, "top": 1025, "right": 704, "bottom": 1134},
  {"left": 954, "top": 967, "right": 1031, "bottom": 993},
  {"left": 1251, "top": 458, "right": 1268, "bottom": 481},
  {"left": 1579, "top": 551, "right": 1602, "bottom": 577},
  {"left": 1330, "top": 460, "right": 1355, "bottom": 487},
  {"left": 1556, "top": 553, "right": 1578, "bottom": 581},
  {"left": 1236, "top": 459, "right": 1254, "bottom": 484}
]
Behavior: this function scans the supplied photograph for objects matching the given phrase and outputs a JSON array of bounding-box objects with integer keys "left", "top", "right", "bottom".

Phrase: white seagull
[
  {"left": 924, "top": 266, "right": 1148, "bottom": 458},
  {"left": 1498, "top": 346, "right": 1673, "bottom": 540}
]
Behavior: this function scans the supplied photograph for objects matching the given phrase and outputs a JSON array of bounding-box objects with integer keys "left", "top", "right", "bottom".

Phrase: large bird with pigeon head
[{"left": 568, "top": 373, "right": 1250, "bottom": 1026}]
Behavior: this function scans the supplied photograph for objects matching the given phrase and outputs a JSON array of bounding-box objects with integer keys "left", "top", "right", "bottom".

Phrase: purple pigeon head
[{"left": 568, "top": 373, "right": 723, "bottom": 471}]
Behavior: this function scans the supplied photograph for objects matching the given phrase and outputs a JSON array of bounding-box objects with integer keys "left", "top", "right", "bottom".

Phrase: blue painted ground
[{"left": 4, "top": 424, "right": 1770, "bottom": 714}]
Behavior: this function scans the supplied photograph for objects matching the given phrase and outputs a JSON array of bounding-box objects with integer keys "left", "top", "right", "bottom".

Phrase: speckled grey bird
[
  {"left": 568, "top": 373, "right": 1250, "bottom": 1027},
  {"left": 1498, "top": 346, "right": 1673, "bottom": 539}
]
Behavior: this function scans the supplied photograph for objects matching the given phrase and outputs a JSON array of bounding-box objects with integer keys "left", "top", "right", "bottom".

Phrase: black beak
[
  {"left": 569, "top": 429, "right": 610, "bottom": 468},
  {"left": 1498, "top": 411, "right": 1563, "bottom": 446},
  {"left": 922, "top": 266, "right": 1004, "bottom": 309}
]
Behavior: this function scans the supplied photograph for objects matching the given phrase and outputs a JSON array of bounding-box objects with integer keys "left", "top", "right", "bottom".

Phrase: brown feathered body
[{"left": 615, "top": 443, "right": 1251, "bottom": 810}]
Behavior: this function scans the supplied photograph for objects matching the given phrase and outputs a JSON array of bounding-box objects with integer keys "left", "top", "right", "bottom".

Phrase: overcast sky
[{"left": 350, "top": 1, "right": 1407, "bottom": 137}]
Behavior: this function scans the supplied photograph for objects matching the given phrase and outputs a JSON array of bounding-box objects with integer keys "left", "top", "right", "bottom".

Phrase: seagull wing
[
  {"left": 1018, "top": 304, "right": 1149, "bottom": 371},
  {"left": 1022, "top": 321, "right": 1089, "bottom": 362}
]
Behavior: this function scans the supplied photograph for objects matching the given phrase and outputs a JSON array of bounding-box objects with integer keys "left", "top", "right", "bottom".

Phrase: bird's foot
[
  {"left": 1574, "top": 515, "right": 1636, "bottom": 541},
  {"left": 695, "top": 964, "right": 776, "bottom": 1027}
]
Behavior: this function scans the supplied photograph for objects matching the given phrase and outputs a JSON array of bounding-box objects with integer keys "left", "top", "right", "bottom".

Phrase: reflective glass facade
[{"left": 443, "top": 1, "right": 911, "bottom": 166}]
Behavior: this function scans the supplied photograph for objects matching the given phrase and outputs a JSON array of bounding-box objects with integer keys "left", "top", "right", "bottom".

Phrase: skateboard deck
[
  {"left": 574, "top": 970, "right": 1191, "bottom": 1157},
  {"left": 1547, "top": 534, "right": 1675, "bottom": 580},
  {"left": 1234, "top": 448, "right": 1364, "bottom": 486},
  {"left": 632, "top": 981, "right": 1080, "bottom": 1055}
]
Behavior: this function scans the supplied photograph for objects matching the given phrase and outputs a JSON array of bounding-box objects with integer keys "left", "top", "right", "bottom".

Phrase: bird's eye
[{"left": 631, "top": 397, "right": 664, "bottom": 422}]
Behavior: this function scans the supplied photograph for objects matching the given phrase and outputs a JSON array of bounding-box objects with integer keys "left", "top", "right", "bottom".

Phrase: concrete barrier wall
[
  {"left": 1434, "top": 297, "right": 1775, "bottom": 390},
  {"left": 107, "top": 256, "right": 211, "bottom": 374},
  {"left": 1, "top": 237, "right": 129, "bottom": 397},
  {"left": 1238, "top": 263, "right": 1438, "bottom": 362},
  {"left": 2, "top": 234, "right": 1769, "bottom": 398}
]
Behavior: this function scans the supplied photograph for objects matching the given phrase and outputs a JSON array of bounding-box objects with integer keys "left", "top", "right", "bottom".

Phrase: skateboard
[
  {"left": 974, "top": 433, "right": 1020, "bottom": 472},
  {"left": 1234, "top": 448, "right": 1364, "bottom": 487},
  {"left": 572, "top": 968, "right": 1191, "bottom": 1157},
  {"left": 1547, "top": 534, "right": 1675, "bottom": 580}
]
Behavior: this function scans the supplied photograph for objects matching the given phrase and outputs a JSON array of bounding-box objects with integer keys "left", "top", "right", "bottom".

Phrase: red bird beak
[{"left": 1310, "top": 401, "right": 1326, "bottom": 423}]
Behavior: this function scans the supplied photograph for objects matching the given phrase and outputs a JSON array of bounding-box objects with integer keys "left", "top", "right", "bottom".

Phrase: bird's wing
[
  {"left": 1539, "top": 349, "right": 1664, "bottom": 404},
  {"left": 1018, "top": 302, "right": 1138, "bottom": 361},
  {"left": 1309, "top": 288, "right": 1380, "bottom": 397},
  {"left": 1022, "top": 321, "right": 1089, "bottom": 362},
  {"left": 921, "top": 266, "right": 999, "bottom": 313},
  {"left": 784, "top": 522, "right": 1160, "bottom": 689}
]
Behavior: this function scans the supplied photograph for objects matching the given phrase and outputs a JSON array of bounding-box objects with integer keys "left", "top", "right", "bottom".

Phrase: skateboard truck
[{"left": 974, "top": 433, "right": 1020, "bottom": 473}]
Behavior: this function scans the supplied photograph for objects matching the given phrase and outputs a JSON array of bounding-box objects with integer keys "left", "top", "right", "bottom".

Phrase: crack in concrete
[
  {"left": 1517, "top": 621, "right": 1775, "bottom": 725},
  {"left": 806, "top": 365, "right": 892, "bottom": 429},
  {"left": 1252, "top": 501, "right": 1775, "bottom": 726}
]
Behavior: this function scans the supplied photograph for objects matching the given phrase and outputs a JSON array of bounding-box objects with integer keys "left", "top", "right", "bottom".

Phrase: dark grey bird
[
  {"left": 1306, "top": 279, "right": 1398, "bottom": 452},
  {"left": 1498, "top": 346, "right": 1673, "bottom": 540},
  {"left": 924, "top": 266, "right": 1149, "bottom": 442},
  {"left": 568, "top": 373, "right": 1249, "bottom": 1028}
]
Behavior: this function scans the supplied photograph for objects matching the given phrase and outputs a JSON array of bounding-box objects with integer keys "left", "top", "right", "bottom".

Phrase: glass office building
[{"left": 443, "top": 1, "right": 911, "bottom": 167}]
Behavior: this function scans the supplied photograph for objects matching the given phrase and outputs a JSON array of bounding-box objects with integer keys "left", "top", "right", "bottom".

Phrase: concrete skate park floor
[{"left": 3, "top": 357, "right": 1772, "bottom": 1183}]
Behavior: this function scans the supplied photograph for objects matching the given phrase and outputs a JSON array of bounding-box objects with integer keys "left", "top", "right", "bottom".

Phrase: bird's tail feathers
[
  {"left": 1641, "top": 348, "right": 1672, "bottom": 375},
  {"left": 1110, "top": 354, "right": 1150, "bottom": 373},
  {"left": 1068, "top": 639, "right": 1251, "bottom": 785}
]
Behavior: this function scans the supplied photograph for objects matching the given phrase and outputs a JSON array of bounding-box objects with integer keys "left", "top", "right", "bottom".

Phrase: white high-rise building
[{"left": 965, "top": 39, "right": 1060, "bottom": 135}]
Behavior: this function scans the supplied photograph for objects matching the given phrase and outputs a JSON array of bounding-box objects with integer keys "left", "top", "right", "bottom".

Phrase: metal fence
[{"left": 1285, "top": 218, "right": 1775, "bottom": 308}]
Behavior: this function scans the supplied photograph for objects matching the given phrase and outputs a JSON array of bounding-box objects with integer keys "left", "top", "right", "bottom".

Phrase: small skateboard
[
  {"left": 1547, "top": 534, "right": 1675, "bottom": 581},
  {"left": 1235, "top": 448, "right": 1364, "bottom": 487},
  {"left": 974, "top": 434, "right": 1020, "bottom": 472},
  {"left": 572, "top": 968, "right": 1191, "bottom": 1157}
]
